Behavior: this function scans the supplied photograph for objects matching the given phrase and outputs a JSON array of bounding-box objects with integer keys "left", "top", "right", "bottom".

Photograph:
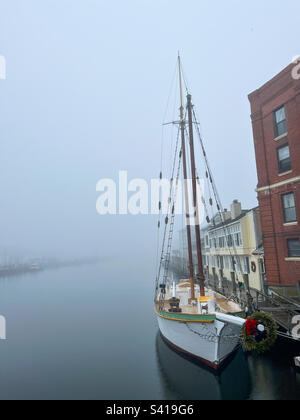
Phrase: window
[
  {"left": 234, "top": 233, "right": 242, "bottom": 247},
  {"left": 261, "top": 258, "right": 266, "bottom": 274},
  {"left": 217, "top": 256, "right": 224, "bottom": 270},
  {"left": 282, "top": 193, "right": 297, "bottom": 223},
  {"left": 274, "top": 106, "right": 287, "bottom": 137},
  {"left": 287, "top": 239, "right": 300, "bottom": 257},
  {"left": 212, "top": 256, "right": 216, "bottom": 268},
  {"left": 205, "top": 235, "right": 209, "bottom": 247},
  {"left": 225, "top": 256, "right": 229, "bottom": 270},
  {"left": 236, "top": 257, "right": 242, "bottom": 273},
  {"left": 227, "top": 235, "right": 233, "bottom": 247},
  {"left": 278, "top": 145, "right": 291, "bottom": 173},
  {"left": 243, "top": 257, "right": 250, "bottom": 274},
  {"left": 230, "top": 257, "right": 235, "bottom": 272}
]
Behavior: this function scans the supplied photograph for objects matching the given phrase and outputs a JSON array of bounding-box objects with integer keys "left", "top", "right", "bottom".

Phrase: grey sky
[{"left": 0, "top": 0, "right": 299, "bottom": 261}]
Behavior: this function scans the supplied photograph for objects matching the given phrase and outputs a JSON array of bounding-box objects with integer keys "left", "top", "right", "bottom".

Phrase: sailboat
[{"left": 154, "top": 56, "right": 247, "bottom": 370}]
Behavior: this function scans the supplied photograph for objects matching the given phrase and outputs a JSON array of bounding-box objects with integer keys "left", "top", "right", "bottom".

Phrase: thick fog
[{"left": 1, "top": 0, "right": 299, "bottom": 263}]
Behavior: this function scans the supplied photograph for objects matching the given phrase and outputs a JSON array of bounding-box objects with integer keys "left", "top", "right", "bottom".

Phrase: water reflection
[
  {"left": 155, "top": 332, "right": 251, "bottom": 400},
  {"left": 247, "top": 353, "right": 300, "bottom": 400},
  {"left": 0, "top": 263, "right": 299, "bottom": 400}
]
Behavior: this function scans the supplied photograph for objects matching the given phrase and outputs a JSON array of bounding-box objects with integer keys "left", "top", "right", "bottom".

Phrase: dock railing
[{"left": 206, "top": 275, "right": 300, "bottom": 336}]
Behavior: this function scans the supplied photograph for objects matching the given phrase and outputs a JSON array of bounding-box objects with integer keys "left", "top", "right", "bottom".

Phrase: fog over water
[
  {"left": 0, "top": 263, "right": 299, "bottom": 400},
  {"left": 1, "top": 1, "right": 300, "bottom": 263}
]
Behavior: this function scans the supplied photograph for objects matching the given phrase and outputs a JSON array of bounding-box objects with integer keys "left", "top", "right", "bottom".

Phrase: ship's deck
[{"left": 157, "top": 283, "right": 243, "bottom": 315}]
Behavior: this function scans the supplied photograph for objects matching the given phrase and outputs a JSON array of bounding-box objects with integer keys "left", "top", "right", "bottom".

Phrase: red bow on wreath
[{"left": 245, "top": 318, "right": 259, "bottom": 336}]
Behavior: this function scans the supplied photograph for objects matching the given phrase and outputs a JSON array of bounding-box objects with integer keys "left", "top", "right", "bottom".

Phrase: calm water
[{"left": 0, "top": 259, "right": 299, "bottom": 400}]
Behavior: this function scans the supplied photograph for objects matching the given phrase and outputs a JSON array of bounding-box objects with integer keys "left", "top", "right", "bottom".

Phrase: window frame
[
  {"left": 236, "top": 256, "right": 242, "bottom": 273},
  {"left": 287, "top": 238, "right": 300, "bottom": 258},
  {"left": 277, "top": 144, "right": 291, "bottom": 174},
  {"left": 243, "top": 256, "right": 250, "bottom": 275},
  {"left": 273, "top": 105, "right": 287, "bottom": 138},
  {"left": 282, "top": 192, "right": 297, "bottom": 223}
]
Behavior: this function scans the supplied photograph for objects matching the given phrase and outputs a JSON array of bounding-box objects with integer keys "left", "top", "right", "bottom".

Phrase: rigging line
[
  {"left": 159, "top": 152, "right": 181, "bottom": 285},
  {"left": 156, "top": 62, "right": 179, "bottom": 286},
  {"left": 184, "top": 126, "right": 208, "bottom": 237},
  {"left": 195, "top": 167, "right": 211, "bottom": 224},
  {"left": 277, "top": 331, "right": 300, "bottom": 341},
  {"left": 184, "top": 126, "right": 194, "bottom": 223},
  {"left": 162, "top": 59, "right": 179, "bottom": 125},
  {"left": 155, "top": 218, "right": 162, "bottom": 292},
  {"left": 159, "top": 58, "right": 179, "bottom": 188},
  {"left": 162, "top": 151, "right": 183, "bottom": 288},
  {"left": 156, "top": 125, "right": 182, "bottom": 290},
  {"left": 170, "top": 76, "right": 179, "bottom": 178},
  {"left": 192, "top": 108, "right": 244, "bottom": 284},
  {"left": 204, "top": 165, "right": 215, "bottom": 224},
  {"left": 168, "top": 81, "right": 179, "bottom": 180},
  {"left": 159, "top": 150, "right": 183, "bottom": 309},
  {"left": 158, "top": 118, "right": 188, "bottom": 297},
  {"left": 180, "top": 59, "right": 191, "bottom": 95}
]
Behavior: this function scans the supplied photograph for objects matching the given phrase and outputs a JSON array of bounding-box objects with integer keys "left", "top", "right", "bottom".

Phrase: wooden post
[
  {"left": 231, "top": 271, "right": 237, "bottom": 296},
  {"left": 212, "top": 267, "right": 217, "bottom": 291},
  {"left": 243, "top": 273, "right": 254, "bottom": 314},
  {"left": 219, "top": 269, "right": 224, "bottom": 295}
]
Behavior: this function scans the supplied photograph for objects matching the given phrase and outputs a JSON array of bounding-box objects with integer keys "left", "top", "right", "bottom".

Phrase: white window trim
[
  {"left": 283, "top": 222, "right": 298, "bottom": 227},
  {"left": 278, "top": 170, "right": 293, "bottom": 177},
  {"left": 274, "top": 132, "right": 288, "bottom": 142},
  {"left": 256, "top": 176, "right": 300, "bottom": 193}
]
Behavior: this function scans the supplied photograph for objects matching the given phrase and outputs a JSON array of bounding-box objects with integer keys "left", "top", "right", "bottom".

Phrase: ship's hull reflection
[{"left": 156, "top": 332, "right": 251, "bottom": 400}]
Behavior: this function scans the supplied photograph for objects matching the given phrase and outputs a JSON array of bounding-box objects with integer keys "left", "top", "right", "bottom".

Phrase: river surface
[{"left": 0, "top": 259, "right": 299, "bottom": 400}]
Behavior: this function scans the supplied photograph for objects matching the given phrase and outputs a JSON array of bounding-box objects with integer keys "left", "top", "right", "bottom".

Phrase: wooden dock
[{"left": 207, "top": 278, "right": 300, "bottom": 340}]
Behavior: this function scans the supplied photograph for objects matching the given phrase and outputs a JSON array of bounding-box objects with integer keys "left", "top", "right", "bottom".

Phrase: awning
[{"left": 252, "top": 246, "right": 264, "bottom": 256}]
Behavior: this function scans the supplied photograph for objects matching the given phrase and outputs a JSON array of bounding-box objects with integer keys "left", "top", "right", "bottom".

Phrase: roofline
[
  {"left": 207, "top": 207, "right": 259, "bottom": 232},
  {"left": 248, "top": 62, "right": 295, "bottom": 101}
]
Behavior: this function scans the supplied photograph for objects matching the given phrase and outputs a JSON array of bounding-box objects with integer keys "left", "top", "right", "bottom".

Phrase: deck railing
[{"left": 206, "top": 275, "right": 299, "bottom": 334}]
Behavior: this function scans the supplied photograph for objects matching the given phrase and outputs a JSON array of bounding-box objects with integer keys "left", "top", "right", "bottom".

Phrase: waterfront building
[
  {"left": 176, "top": 200, "right": 265, "bottom": 292},
  {"left": 202, "top": 200, "right": 265, "bottom": 292},
  {"left": 248, "top": 63, "right": 300, "bottom": 297}
]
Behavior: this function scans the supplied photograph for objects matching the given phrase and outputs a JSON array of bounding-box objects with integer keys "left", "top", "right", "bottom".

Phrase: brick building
[{"left": 249, "top": 63, "right": 300, "bottom": 296}]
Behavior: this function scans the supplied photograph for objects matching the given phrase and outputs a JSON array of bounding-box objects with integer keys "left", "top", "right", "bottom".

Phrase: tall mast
[
  {"left": 178, "top": 55, "right": 196, "bottom": 301},
  {"left": 187, "top": 94, "right": 205, "bottom": 296}
]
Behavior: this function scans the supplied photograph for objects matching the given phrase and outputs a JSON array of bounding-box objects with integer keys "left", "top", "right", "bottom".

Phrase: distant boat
[{"left": 29, "top": 263, "right": 42, "bottom": 272}]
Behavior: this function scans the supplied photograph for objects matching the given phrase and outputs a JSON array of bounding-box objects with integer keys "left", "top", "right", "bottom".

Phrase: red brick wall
[{"left": 249, "top": 64, "right": 300, "bottom": 287}]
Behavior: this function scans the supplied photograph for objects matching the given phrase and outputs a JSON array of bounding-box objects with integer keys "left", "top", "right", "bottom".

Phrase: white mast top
[{"left": 178, "top": 54, "right": 184, "bottom": 121}]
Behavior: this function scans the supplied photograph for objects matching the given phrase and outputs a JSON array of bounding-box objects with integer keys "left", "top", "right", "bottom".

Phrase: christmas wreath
[
  {"left": 251, "top": 262, "right": 257, "bottom": 273},
  {"left": 241, "top": 312, "right": 278, "bottom": 354}
]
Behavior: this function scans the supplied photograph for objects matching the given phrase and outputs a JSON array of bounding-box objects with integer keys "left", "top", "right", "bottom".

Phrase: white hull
[{"left": 156, "top": 312, "right": 244, "bottom": 370}]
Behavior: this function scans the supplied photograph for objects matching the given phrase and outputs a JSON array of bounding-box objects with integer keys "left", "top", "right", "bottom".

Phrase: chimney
[{"left": 231, "top": 200, "right": 242, "bottom": 220}]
